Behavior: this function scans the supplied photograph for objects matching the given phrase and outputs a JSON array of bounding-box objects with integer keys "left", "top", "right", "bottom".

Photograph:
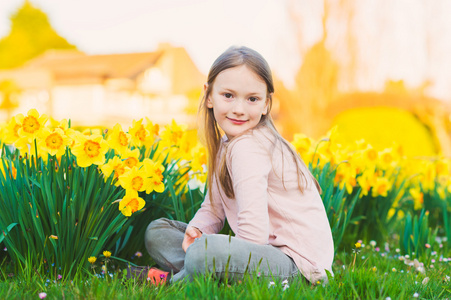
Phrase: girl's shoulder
[
  {"left": 226, "top": 126, "right": 276, "bottom": 148},
  {"left": 225, "top": 126, "right": 278, "bottom": 156}
]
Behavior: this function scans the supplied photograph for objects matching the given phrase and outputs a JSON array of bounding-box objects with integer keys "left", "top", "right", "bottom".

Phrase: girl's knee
[
  {"left": 144, "top": 218, "right": 171, "bottom": 251},
  {"left": 185, "top": 235, "right": 206, "bottom": 265},
  {"left": 184, "top": 235, "right": 232, "bottom": 275},
  {"left": 146, "top": 218, "right": 171, "bottom": 231},
  {"left": 145, "top": 218, "right": 171, "bottom": 239}
]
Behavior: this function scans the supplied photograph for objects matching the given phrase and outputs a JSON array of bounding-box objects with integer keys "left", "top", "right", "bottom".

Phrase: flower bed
[{"left": 0, "top": 109, "right": 450, "bottom": 278}]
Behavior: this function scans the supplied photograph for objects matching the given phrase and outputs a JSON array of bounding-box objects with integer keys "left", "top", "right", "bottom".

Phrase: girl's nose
[{"left": 231, "top": 99, "right": 245, "bottom": 114}]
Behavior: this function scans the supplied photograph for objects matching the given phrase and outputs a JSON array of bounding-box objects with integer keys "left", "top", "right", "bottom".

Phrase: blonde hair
[{"left": 199, "top": 46, "right": 321, "bottom": 201}]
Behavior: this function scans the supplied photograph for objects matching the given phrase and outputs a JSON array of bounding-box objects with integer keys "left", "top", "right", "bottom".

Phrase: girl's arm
[
  {"left": 187, "top": 187, "right": 225, "bottom": 235},
  {"left": 227, "top": 136, "right": 272, "bottom": 245}
]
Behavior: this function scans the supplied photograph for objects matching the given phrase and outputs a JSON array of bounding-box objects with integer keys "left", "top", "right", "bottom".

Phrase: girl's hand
[{"left": 182, "top": 226, "right": 202, "bottom": 252}]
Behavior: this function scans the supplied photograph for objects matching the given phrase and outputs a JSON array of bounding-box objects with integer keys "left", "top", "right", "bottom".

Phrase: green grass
[{"left": 1, "top": 245, "right": 450, "bottom": 299}]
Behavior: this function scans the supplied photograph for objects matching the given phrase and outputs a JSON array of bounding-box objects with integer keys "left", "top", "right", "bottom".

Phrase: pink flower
[
  {"left": 57, "top": 274, "right": 62, "bottom": 280},
  {"left": 39, "top": 292, "right": 47, "bottom": 299}
]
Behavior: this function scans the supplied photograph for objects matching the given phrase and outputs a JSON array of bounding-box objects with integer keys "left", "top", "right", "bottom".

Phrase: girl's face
[{"left": 206, "top": 65, "right": 269, "bottom": 140}]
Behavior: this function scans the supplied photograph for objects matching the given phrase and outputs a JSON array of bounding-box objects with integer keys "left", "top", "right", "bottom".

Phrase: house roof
[
  {"left": 1, "top": 44, "right": 206, "bottom": 95},
  {"left": 24, "top": 50, "right": 164, "bottom": 81}
]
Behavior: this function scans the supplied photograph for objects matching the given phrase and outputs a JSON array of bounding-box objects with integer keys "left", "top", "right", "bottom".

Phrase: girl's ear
[
  {"left": 262, "top": 93, "right": 272, "bottom": 115},
  {"left": 204, "top": 83, "right": 213, "bottom": 108}
]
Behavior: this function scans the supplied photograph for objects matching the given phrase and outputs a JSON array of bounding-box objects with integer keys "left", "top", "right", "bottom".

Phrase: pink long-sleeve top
[{"left": 188, "top": 126, "right": 334, "bottom": 283}]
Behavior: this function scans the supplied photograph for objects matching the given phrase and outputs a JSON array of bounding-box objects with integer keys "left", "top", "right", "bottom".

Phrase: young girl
[{"left": 143, "top": 46, "right": 334, "bottom": 285}]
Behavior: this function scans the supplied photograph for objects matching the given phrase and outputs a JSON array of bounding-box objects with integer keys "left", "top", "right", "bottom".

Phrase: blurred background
[{"left": 0, "top": 0, "right": 451, "bottom": 157}]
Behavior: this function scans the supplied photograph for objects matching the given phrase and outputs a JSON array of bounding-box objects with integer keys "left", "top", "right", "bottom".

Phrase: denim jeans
[{"left": 144, "top": 218, "right": 300, "bottom": 283}]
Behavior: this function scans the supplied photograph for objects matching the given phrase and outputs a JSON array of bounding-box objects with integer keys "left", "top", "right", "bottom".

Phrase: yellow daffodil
[
  {"left": 325, "top": 125, "right": 340, "bottom": 143},
  {"left": 49, "top": 118, "right": 77, "bottom": 145},
  {"left": 354, "top": 139, "right": 369, "bottom": 151},
  {"left": 334, "top": 162, "right": 357, "bottom": 194},
  {"left": 121, "top": 148, "right": 140, "bottom": 169},
  {"left": 71, "top": 133, "right": 109, "bottom": 167},
  {"left": 371, "top": 177, "right": 392, "bottom": 198},
  {"left": 142, "top": 158, "right": 165, "bottom": 193},
  {"left": 356, "top": 168, "right": 376, "bottom": 198},
  {"left": 437, "top": 186, "right": 446, "bottom": 200},
  {"left": 153, "top": 120, "right": 189, "bottom": 162},
  {"left": 101, "top": 156, "right": 127, "bottom": 184},
  {"left": 394, "top": 143, "right": 404, "bottom": 158},
  {"left": 190, "top": 144, "right": 207, "bottom": 174},
  {"left": 119, "top": 189, "right": 145, "bottom": 217},
  {"left": 118, "top": 165, "right": 149, "bottom": 193},
  {"left": 420, "top": 161, "right": 436, "bottom": 192},
  {"left": 409, "top": 187, "right": 424, "bottom": 210},
  {"left": 16, "top": 109, "right": 48, "bottom": 141},
  {"left": 309, "top": 140, "right": 333, "bottom": 168},
  {"left": 145, "top": 117, "right": 160, "bottom": 139},
  {"left": 435, "top": 158, "right": 450, "bottom": 177},
  {"left": 3, "top": 116, "right": 22, "bottom": 144},
  {"left": 160, "top": 120, "right": 187, "bottom": 148},
  {"left": 107, "top": 124, "right": 131, "bottom": 155},
  {"left": 378, "top": 148, "right": 396, "bottom": 170},
  {"left": 129, "top": 119, "right": 153, "bottom": 148},
  {"left": 363, "top": 145, "right": 378, "bottom": 164},
  {"left": 12, "top": 136, "right": 28, "bottom": 154},
  {"left": 446, "top": 178, "right": 451, "bottom": 194},
  {"left": 177, "top": 130, "right": 198, "bottom": 160},
  {"left": 37, "top": 128, "right": 71, "bottom": 158},
  {"left": 291, "top": 133, "right": 314, "bottom": 158}
]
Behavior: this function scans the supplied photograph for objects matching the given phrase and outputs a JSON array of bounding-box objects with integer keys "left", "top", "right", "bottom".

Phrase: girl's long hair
[{"left": 199, "top": 46, "right": 321, "bottom": 201}]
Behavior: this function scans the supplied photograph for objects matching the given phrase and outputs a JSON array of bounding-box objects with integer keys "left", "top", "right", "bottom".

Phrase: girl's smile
[
  {"left": 227, "top": 117, "right": 248, "bottom": 125},
  {"left": 205, "top": 65, "right": 269, "bottom": 140}
]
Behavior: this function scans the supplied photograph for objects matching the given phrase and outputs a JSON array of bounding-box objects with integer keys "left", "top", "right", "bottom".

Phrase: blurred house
[{"left": 0, "top": 43, "right": 205, "bottom": 128}]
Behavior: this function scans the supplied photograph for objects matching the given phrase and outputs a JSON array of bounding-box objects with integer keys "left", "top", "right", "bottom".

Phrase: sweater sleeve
[
  {"left": 227, "top": 135, "right": 272, "bottom": 245},
  {"left": 188, "top": 187, "right": 225, "bottom": 234}
]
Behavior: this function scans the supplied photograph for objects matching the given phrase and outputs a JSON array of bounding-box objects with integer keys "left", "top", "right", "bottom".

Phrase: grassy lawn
[{"left": 2, "top": 245, "right": 450, "bottom": 299}]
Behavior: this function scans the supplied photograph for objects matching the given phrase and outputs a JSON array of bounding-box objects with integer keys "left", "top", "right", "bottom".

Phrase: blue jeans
[{"left": 144, "top": 218, "right": 300, "bottom": 283}]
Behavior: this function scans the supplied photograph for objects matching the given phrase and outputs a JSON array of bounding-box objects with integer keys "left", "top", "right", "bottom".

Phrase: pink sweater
[{"left": 188, "top": 126, "right": 334, "bottom": 283}]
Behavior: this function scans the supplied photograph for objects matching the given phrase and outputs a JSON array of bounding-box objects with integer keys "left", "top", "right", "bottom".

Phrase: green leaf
[{"left": 0, "top": 223, "right": 18, "bottom": 244}]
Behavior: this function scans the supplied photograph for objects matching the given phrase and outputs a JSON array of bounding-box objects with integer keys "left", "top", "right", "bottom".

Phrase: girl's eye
[
  {"left": 224, "top": 93, "right": 233, "bottom": 99},
  {"left": 249, "top": 97, "right": 259, "bottom": 102}
]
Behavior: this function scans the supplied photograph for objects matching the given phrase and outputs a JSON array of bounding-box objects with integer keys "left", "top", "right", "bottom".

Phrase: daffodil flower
[
  {"left": 107, "top": 124, "right": 131, "bottom": 155},
  {"left": 37, "top": 128, "right": 71, "bottom": 158},
  {"left": 16, "top": 109, "right": 48, "bottom": 141},
  {"left": 118, "top": 189, "right": 145, "bottom": 217},
  {"left": 71, "top": 133, "right": 108, "bottom": 167},
  {"left": 101, "top": 156, "right": 126, "bottom": 184}
]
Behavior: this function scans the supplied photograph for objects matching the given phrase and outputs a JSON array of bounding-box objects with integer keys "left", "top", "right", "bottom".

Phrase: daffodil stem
[
  {"left": 110, "top": 255, "right": 139, "bottom": 267},
  {"left": 105, "top": 261, "right": 108, "bottom": 282}
]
